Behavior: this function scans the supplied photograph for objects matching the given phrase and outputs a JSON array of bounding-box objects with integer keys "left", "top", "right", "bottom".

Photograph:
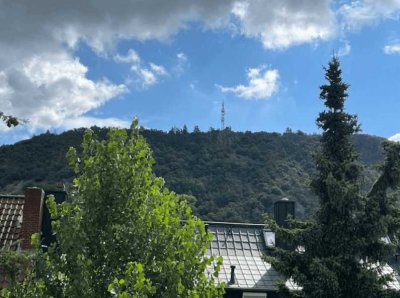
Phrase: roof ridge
[
  {"left": 204, "top": 221, "right": 266, "bottom": 227},
  {"left": 0, "top": 195, "right": 25, "bottom": 199}
]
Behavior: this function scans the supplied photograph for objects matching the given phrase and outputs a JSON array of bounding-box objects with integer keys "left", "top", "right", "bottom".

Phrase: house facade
[{"left": 0, "top": 187, "right": 67, "bottom": 287}]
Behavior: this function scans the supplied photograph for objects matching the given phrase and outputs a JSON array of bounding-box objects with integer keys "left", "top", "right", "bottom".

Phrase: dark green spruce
[{"left": 267, "top": 57, "right": 400, "bottom": 298}]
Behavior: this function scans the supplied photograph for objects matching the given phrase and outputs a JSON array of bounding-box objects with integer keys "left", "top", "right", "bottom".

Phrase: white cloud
[
  {"left": 389, "top": 133, "right": 400, "bottom": 142},
  {"left": 0, "top": 1, "right": 237, "bottom": 61},
  {"left": 340, "top": 0, "right": 400, "bottom": 29},
  {"left": 173, "top": 52, "right": 189, "bottom": 75},
  {"left": 338, "top": 41, "right": 351, "bottom": 56},
  {"left": 219, "top": 66, "right": 279, "bottom": 99},
  {"left": 114, "top": 49, "right": 167, "bottom": 87},
  {"left": 0, "top": 53, "right": 126, "bottom": 130},
  {"left": 177, "top": 52, "right": 188, "bottom": 61},
  {"left": 60, "top": 116, "right": 131, "bottom": 130},
  {"left": 0, "top": 1, "right": 338, "bottom": 63},
  {"left": 150, "top": 63, "right": 168, "bottom": 76},
  {"left": 0, "top": 0, "right": 376, "bottom": 136},
  {"left": 232, "top": 0, "right": 335, "bottom": 49},
  {"left": 114, "top": 49, "right": 140, "bottom": 64},
  {"left": 384, "top": 44, "right": 400, "bottom": 54},
  {"left": 0, "top": 0, "right": 343, "bottom": 143},
  {"left": 0, "top": 1, "right": 240, "bottom": 134},
  {"left": 136, "top": 68, "right": 157, "bottom": 86}
]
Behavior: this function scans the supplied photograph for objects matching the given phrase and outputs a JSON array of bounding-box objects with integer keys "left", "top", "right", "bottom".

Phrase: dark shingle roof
[{"left": 0, "top": 195, "right": 24, "bottom": 250}]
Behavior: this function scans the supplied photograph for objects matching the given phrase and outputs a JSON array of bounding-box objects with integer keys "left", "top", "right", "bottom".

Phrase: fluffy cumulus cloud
[
  {"left": 384, "top": 44, "right": 400, "bottom": 54},
  {"left": 340, "top": 0, "right": 400, "bottom": 29},
  {"left": 219, "top": 66, "right": 279, "bottom": 99},
  {"left": 5, "top": 0, "right": 400, "bottom": 134},
  {"left": 232, "top": 0, "right": 335, "bottom": 49},
  {"left": 0, "top": 1, "right": 240, "bottom": 132},
  {"left": 0, "top": 0, "right": 340, "bottom": 134},
  {"left": 0, "top": 53, "right": 125, "bottom": 130},
  {"left": 1, "top": 0, "right": 335, "bottom": 52}
]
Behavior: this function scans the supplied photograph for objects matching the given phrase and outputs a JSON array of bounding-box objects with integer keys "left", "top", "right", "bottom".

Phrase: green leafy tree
[
  {"left": 0, "top": 249, "right": 29, "bottom": 288},
  {"left": 7, "top": 120, "right": 224, "bottom": 298},
  {"left": 267, "top": 57, "right": 400, "bottom": 298},
  {"left": 1, "top": 234, "right": 48, "bottom": 298}
]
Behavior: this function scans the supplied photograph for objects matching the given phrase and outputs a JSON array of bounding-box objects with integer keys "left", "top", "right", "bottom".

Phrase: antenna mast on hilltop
[{"left": 221, "top": 101, "right": 225, "bottom": 130}]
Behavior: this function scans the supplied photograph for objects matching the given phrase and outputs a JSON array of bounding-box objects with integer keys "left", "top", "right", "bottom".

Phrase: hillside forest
[{"left": 0, "top": 127, "right": 386, "bottom": 223}]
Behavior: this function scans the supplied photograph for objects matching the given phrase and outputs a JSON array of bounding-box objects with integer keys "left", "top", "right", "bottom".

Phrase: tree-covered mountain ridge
[{"left": 0, "top": 127, "right": 386, "bottom": 222}]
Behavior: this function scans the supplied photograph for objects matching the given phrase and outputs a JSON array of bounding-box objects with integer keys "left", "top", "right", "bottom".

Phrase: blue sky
[{"left": 1, "top": 0, "right": 400, "bottom": 143}]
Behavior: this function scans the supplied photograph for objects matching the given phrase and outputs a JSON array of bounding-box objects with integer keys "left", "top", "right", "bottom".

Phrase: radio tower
[{"left": 221, "top": 101, "right": 225, "bottom": 130}]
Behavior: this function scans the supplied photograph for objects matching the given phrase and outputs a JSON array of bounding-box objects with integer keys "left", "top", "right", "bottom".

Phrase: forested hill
[{"left": 0, "top": 127, "right": 385, "bottom": 222}]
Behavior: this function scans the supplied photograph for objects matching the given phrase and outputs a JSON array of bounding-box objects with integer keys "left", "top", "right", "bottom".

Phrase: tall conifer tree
[{"left": 268, "top": 57, "right": 400, "bottom": 298}]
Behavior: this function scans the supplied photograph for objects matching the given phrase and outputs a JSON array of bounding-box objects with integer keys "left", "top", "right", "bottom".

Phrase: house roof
[
  {"left": 205, "top": 221, "right": 299, "bottom": 291},
  {"left": 0, "top": 188, "right": 49, "bottom": 251},
  {"left": 0, "top": 195, "right": 24, "bottom": 250},
  {"left": 205, "top": 221, "right": 400, "bottom": 292}
]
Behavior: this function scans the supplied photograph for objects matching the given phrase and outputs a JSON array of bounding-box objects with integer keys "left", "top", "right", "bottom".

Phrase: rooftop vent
[{"left": 229, "top": 265, "right": 236, "bottom": 285}]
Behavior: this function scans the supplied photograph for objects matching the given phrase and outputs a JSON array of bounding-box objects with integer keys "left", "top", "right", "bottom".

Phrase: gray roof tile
[{"left": 206, "top": 222, "right": 297, "bottom": 291}]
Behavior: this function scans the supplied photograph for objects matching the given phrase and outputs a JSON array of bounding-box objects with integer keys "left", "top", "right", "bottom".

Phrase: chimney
[
  {"left": 274, "top": 197, "right": 295, "bottom": 249},
  {"left": 229, "top": 265, "right": 236, "bottom": 285},
  {"left": 20, "top": 188, "right": 44, "bottom": 250}
]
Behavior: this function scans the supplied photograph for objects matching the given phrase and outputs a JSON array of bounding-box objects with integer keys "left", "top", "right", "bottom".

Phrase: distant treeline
[{"left": 0, "top": 127, "right": 385, "bottom": 222}]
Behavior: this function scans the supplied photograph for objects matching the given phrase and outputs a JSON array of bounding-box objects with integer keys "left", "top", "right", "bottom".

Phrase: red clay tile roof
[{"left": 0, "top": 195, "right": 24, "bottom": 250}]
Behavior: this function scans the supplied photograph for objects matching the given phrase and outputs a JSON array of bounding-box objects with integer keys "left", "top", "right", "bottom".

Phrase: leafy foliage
[
  {"left": 5, "top": 121, "right": 224, "bottom": 298},
  {"left": 108, "top": 262, "right": 156, "bottom": 298},
  {"left": 0, "top": 248, "right": 30, "bottom": 288},
  {"left": 267, "top": 57, "right": 400, "bottom": 297},
  {"left": 0, "top": 112, "right": 19, "bottom": 128},
  {"left": 1, "top": 234, "right": 48, "bottom": 298}
]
